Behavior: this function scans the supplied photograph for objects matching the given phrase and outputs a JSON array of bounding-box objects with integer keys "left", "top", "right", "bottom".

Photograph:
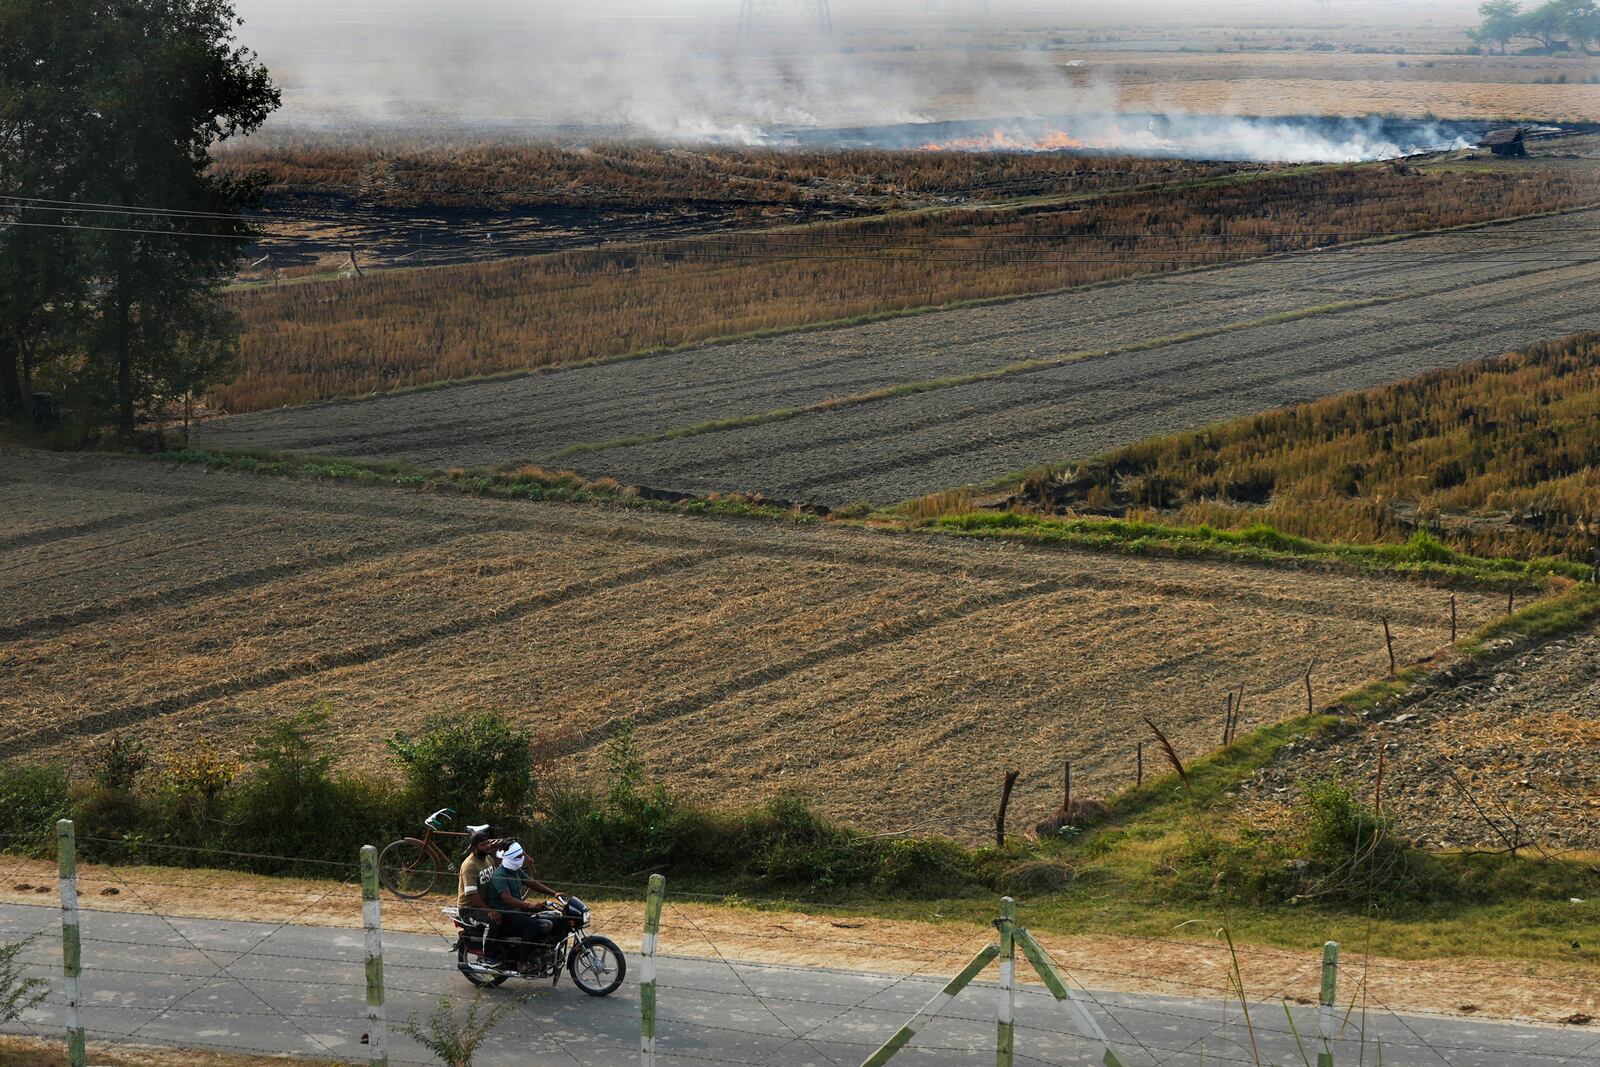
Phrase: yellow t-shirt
[{"left": 457, "top": 853, "right": 491, "bottom": 909}]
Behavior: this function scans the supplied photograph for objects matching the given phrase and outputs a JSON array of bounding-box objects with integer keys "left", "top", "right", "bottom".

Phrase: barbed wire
[{"left": 89, "top": 857, "right": 355, "bottom": 1059}]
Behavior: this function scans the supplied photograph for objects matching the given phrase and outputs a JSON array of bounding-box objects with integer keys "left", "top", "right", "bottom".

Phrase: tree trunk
[
  {"left": 0, "top": 337, "right": 22, "bottom": 419},
  {"left": 116, "top": 289, "right": 135, "bottom": 440}
]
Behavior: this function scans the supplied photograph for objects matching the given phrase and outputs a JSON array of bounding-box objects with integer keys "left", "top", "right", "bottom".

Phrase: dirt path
[
  {"left": 1, "top": 858, "right": 1593, "bottom": 1027},
  {"left": 196, "top": 211, "right": 1600, "bottom": 504},
  {"left": 0, "top": 450, "right": 1509, "bottom": 835}
]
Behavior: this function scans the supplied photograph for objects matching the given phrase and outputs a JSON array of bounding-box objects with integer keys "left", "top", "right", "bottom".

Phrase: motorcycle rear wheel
[
  {"left": 456, "top": 939, "right": 510, "bottom": 988},
  {"left": 568, "top": 935, "right": 626, "bottom": 996}
]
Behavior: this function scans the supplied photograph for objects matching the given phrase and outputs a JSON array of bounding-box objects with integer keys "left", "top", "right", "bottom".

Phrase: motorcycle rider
[
  {"left": 455, "top": 826, "right": 503, "bottom": 967},
  {"left": 484, "top": 842, "right": 562, "bottom": 974}
]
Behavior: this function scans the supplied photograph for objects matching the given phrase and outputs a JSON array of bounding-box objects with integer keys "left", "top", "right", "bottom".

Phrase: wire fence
[{"left": 4, "top": 828, "right": 1598, "bottom": 1067}]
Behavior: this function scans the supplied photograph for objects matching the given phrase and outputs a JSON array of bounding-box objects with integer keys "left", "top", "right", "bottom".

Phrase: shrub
[
  {"left": 744, "top": 793, "right": 876, "bottom": 889},
  {"left": 1, "top": 934, "right": 48, "bottom": 1026},
  {"left": 387, "top": 710, "right": 535, "bottom": 820},
  {"left": 91, "top": 734, "right": 149, "bottom": 793},
  {"left": 226, "top": 706, "right": 403, "bottom": 867},
  {"left": 1295, "top": 778, "right": 1446, "bottom": 905},
  {"left": 157, "top": 743, "right": 242, "bottom": 843},
  {"left": 0, "top": 764, "right": 69, "bottom": 850},
  {"left": 400, "top": 992, "right": 522, "bottom": 1067}
]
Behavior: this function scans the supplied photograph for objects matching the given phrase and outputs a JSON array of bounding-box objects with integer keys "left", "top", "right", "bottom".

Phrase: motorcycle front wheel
[
  {"left": 567, "top": 935, "right": 626, "bottom": 996},
  {"left": 456, "top": 939, "right": 510, "bottom": 989}
]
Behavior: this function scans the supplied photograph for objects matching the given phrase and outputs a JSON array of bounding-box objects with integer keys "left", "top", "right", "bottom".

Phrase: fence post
[
  {"left": 996, "top": 897, "right": 1016, "bottom": 1067},
  {"left": 57, "top": 819, "right": 86, "bottom": 1067},
  {"left": 360, "top": 845, "right": 388, "bottom": 1067},
  {"left": 1015, "top": 928, "right": 1127, "bottom": 1067},
  {"left": 1317, "top": 940, "right": 1339, "bottom": 1067},
  {"left": 860, "top": 943, "right": 998, "bottom": 1067},
  {"left": 641, "top": 873, "right": 665, "bottom": 1067}
]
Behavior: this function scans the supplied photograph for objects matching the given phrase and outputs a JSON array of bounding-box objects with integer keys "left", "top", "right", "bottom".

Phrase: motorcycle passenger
[
  {"left": 485, "top": 842, "right": 561, "bottom": 974},
  {"left": 456, "top": 826, "right": 503, "bottom": 967}
]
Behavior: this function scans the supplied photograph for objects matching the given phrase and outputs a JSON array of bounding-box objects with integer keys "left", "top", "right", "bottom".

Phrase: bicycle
[{"left": 378, "top": 808, "right": 473, "bottom": 898}]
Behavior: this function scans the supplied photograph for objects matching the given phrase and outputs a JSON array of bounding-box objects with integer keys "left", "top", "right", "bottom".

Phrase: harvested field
[
  {"left": 201, "top": 208, "right": 1600, "bottom": 506},
  {"left": 0, "top": 449, "right": 1509, "bottom": 837},
  {"left": 212, "top": 160, "right": 1600, "bottom": 412},
  {"left": 1246, "top": 629, "right": 1600, "bottom": 854}
]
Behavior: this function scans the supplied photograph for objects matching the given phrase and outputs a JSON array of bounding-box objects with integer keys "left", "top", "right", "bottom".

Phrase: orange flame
[{"left": 919, "top": 128, "right": 1088, "bottom": 152}]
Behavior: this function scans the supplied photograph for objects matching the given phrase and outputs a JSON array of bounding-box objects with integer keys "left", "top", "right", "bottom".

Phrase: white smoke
[{"left": 233, "top": 0, "right": 1480, "bottom": 162}]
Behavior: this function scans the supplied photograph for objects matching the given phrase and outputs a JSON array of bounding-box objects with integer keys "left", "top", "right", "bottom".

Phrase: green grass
[{"left": 927, "top": 511, "right": 1592, "bottom": 585}]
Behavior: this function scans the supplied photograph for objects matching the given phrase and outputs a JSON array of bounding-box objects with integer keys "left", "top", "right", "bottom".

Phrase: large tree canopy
[
  {"left": 1470, "top": 0, "right": 1600, "bottom": 52},
  {"left": 0, "top": 0, "right": 278, "bottom": 438}
]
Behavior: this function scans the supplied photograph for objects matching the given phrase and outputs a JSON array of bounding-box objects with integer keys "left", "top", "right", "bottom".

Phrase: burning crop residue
[
  {"left": 919, "top": 128, "right": 1088, "bottom": 152},
  {"left": 854, "top": 114, "right": 1485, "bottom": 164}
]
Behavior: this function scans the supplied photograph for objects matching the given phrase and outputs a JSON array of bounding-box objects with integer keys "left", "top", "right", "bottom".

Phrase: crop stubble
[
  {"left": 0, "top": 450, "right": 1506, "bottom": 836},
  {"left": 201, "top": 210, "right": 1600, "bottom": 505}
]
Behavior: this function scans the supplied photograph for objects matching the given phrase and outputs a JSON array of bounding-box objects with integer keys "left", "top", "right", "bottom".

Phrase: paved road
[
  {"left": 5, "top": 903, "right": 1596, "bottom": 1066},
  {"left": 197, "top": 210, "right": 1600, "bottom": 504}
]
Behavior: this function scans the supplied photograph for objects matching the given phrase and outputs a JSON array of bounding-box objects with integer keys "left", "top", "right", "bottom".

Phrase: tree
[
  {"left": 1559, "top": 0, "right": 1600, "bottom": 51},
  {"left": 1471, "top": 0, "right": 1524, "bottom": 52},
  {"left": 0, "top": 0, "right": 278, "bottom": 437}
]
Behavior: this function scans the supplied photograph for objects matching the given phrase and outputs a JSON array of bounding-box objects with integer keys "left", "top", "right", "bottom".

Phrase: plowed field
[
  {"left": 198, "top": 209, "right": 1600, "bottom": 505},
  {"left": 0, "top": 450, "right": 1507, "bottom": 836}
]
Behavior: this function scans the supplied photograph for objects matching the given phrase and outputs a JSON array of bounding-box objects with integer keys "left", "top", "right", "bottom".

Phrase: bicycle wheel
[{"left": 377, "top": 838, "right": 443, "bottom": 898}]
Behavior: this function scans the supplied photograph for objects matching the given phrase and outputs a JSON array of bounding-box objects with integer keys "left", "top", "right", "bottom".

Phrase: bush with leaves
[
  {"left": 91, "top": 734, "right": 148, "bottom": 793},
  {"left": 1, "top": 933, "right": 47, "bottom": 1028},
  {"left": 0, "top": 763, "right": 67, "bottom": 851},
  {"left": 387, "top": 711, "right": 534, "bottom": 821},
  {"left": 400, "top": 992, "right": 523, "bottom": 1067},
  {"left": 226, "top": 705, "right": 403, "bottom": 867},
  {"left": 1295, "top": 778, "right": 1447, "bottom": 906}
]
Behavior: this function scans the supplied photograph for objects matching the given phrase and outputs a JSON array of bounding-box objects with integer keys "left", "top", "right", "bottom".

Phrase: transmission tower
[{"left": 738, "top": 0, "right": 832, "bottom": 39}]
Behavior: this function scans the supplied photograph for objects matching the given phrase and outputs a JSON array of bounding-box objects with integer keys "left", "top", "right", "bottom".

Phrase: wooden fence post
[
  {"left": 1062, "top": 761, "right": 1071, "bottom": 822},
  {"left": 359, "top": 845, "right": 388, "bottom": 1067},
  {"left": 1135, "top": 742, "right": 1143, "bottom": 787},
  {"left": 1304, "top": 661, "right": 1315, "bottom": 714},
  {"left": 859, "top": 944, "right": 998, "bottom": 1067},
  {"left": 1317, "top": 940, "right": 1339, "bottom": 1067},
  {"left": 57, "top": 819, "right": 86, "bottom": 1067},
  {"left": 1450, "top": 593, "right": 1458, "bottom": 643},
  {"left": 1382, "top": 616, "right": 1396, "bottom": 677},
  {"left": 996, "top": 897, "right": 1016, "bottom": 1067},
  {"left": 641, "top": 874, "right": 666, "bottom": 1067},
  {"left": 1507, "top": 583, "right": 1515, "bottom": 615},
  {"left": 995, "top": 771, "right": 1019, "bottom": 849}
]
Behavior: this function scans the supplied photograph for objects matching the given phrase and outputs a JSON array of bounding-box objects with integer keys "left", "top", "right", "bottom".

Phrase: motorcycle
[{"left": 445, "top": 895, "right": 627, "bottom": 996}]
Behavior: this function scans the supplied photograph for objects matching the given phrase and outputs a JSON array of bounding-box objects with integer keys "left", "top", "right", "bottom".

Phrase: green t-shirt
[
  {"left": 484, "top": 864, "right": 530, "bottom": 909},
  {"left": 457, "top": 853, "right": 492, "bottom": 909}
]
